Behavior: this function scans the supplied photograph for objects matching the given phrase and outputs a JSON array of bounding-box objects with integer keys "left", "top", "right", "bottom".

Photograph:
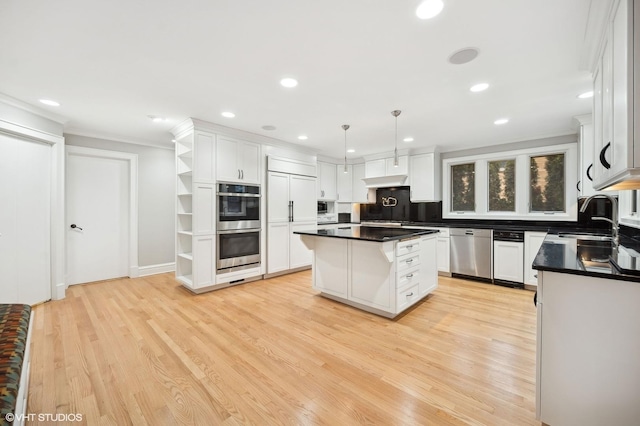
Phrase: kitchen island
[
  {"left": 295, "top": 226, "right": 438, "bottom": 318},
  {"left": 532, "top": 234, "right": 640, "bottom": 426}
]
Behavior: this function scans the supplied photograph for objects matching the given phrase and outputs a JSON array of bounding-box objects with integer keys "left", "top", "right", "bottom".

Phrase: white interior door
[
  {"left": 0, "top": 133, "right": 51, "bottom": 304},
  {"left": 66, "top": 149, "right": 130, "bottom": 285}
]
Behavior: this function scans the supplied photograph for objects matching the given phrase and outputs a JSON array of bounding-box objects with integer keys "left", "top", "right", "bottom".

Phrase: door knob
[{"left": 70, "top": 224, "right": 83, "bottom": 231}]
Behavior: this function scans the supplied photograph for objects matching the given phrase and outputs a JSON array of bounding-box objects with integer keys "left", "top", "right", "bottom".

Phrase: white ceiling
[{"left": 0, "top": 0, "right": 594, "bottom": 159}]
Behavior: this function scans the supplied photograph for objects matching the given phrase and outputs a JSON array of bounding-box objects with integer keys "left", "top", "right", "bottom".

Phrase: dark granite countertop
[
  {"left": 532, "top": 234, "right": 640, "bottom": 283},
  {"left": 295, "top": 226, "right": 438, "bottom": 242},
  {"left": 357, "top": 220, "right": 610, "bottom": 234}
]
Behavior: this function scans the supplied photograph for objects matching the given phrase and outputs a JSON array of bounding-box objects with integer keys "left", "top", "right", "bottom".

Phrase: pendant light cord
[
  {"left": 342, "top": 124, "right": 350, "bottom": 173},
  {"left": 391, "top": 110, "right": 401, "bottom": 166}
]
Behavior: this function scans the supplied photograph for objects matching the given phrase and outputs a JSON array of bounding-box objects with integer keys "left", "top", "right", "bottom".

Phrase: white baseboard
[
  {"left": 54, "top": 282, "right": 66, "bottom": 300},
  {"left": 138, "top": 262, "right": 176, "bottom": 277}
]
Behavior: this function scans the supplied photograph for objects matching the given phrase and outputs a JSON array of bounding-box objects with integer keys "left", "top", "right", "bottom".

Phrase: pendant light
[
  {"left": 342, "top": 124, "right": 350, "bottom": 173},
  {"left": 391, "top": 110, "right": 401, "bottom": 167}
]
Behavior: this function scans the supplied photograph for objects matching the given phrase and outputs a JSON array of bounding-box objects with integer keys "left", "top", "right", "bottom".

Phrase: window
[
  {"left": 488, "top": 159, "right": 515, "bottom": 212},
  {"left": 529, "top": 153, "right": 565, "bottom": 212},
  {"left": 442, "top": 142, "right": 577, "bottom": 221},
  {"left": 451, "top": 163, "right": 475, "bottom": 211}
]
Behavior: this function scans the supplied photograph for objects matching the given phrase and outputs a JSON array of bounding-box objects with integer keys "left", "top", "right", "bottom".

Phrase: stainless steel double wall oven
[{"left": 217, "top": 183, "right": 261, "bottom": 272}]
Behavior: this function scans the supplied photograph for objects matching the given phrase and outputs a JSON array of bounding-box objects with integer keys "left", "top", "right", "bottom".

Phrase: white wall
[{"left": 65, "top": 134, "right": 175, "bottom": 268}]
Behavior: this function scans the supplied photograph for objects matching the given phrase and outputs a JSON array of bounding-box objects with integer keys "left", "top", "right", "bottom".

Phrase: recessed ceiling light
[
  {"left": 470, "top": 83, "right": 489, "bottom": 92},
  {"left": 280, "top": 77, "right": 298, "bottom": 88},
  {"left": 39, "top": 99, "right": 60, "bottom": 107},
  {"left": 221, "top": 111, "right": 235, "bottom": 118},
  {"left": 416, "top": 0, "right": 444, "bottom": 19},
  {"left": 171, "top": 139, "right": 177, "bottom": 143},
  {"left": 448, "top": 47, "right": 480, "bottom": 65},
  {"left": 403, "top": 137, "right": 414, "bottom": 142},
  {"left": 578, "top": 91, "right": 594, "bottom": 99},
  {"left": 494, "top": 118, "right": 509, "bottom": 125},
  {"left": 147, "top": 115, "right": 166, "bottom": 123},
  {"left": 297, "top": 135, "right": 308, "bottom": 140},
  {"left": 262, "top": 125, "right": 276, "bottom": 131},
  {"left": 347, "top": 149, "right": 355, "bottom": 153}
]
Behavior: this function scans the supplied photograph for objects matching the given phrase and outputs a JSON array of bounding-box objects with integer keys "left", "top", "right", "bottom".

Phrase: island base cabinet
[
  {"left": 537, "top": 271, "right": 640, "bottom": 425},
  {"left": 290, "top": 222, "right": 316, "bottom": 269},
  {"left": 305, "top": 234, "right": 438, "bottom": 318},
  {"left": 311, "top": 237, "right": 348, "bottom": 298},
  {"left": 349, "top": 241, "right": 393, "bottom": 310},
  {"left": 419, "top": 235, "right": 438, "bottom": 295}
]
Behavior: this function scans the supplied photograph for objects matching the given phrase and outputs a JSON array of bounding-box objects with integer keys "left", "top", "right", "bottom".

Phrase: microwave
[{"left": 317, "top": 201, "right": 328, "bottom": 214}]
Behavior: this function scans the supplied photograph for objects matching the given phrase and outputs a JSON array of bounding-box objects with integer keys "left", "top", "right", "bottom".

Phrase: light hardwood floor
[{"left": 27, "top": 271, "right": 539, "bottom": 425}]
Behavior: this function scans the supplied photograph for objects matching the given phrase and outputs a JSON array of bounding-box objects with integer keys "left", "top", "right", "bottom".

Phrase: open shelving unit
[
  {"left": 172, "top": 123, "right": 217, "bottom": 292},
  {"left": 176, "top": 134, "right": 194, "bottom": 287}
]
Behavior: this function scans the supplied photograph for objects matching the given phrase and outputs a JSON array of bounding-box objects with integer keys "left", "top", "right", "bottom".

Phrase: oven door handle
[
  {"left": 217, "top": 229, "right": 260, "bottom": 234},
  {"left": 217, "top": 192, "right": 260, "bottom": 197}
]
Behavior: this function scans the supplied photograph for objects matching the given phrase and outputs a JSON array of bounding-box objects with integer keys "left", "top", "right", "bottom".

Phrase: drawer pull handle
[
  {"left": 406, "top": 273, "right": 414, "bottom": 278},
  {"left": 407, "top": 292, "right": 414, "bottom": 297},
  {"left": 406, "top": 259, "right": 413, "bottom": 264},
  {"left": 406, "top": 245, "right": 413, "bottom": 249}
]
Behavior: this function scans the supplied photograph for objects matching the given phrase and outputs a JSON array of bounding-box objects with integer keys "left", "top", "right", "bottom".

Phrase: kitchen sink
[
  {"left": 576, "top": 240, "right": 614, "bottom": 272},
  {"left": 557, "top": 232, "right": 612, "bottom": 241}
]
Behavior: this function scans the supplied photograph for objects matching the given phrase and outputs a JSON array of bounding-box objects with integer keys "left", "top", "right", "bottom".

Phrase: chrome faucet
[{"left": 579, "top": 194, "right": 619, "bottom": 244}]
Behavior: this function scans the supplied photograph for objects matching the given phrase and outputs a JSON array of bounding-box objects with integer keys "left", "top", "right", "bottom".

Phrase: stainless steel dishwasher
[{"left": 450, "top": 228, "right": 492, "bottom": 280}]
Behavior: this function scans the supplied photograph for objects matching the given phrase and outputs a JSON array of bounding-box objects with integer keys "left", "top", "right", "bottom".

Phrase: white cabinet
[
  {"left": 409, "top": 152, "right": 441, "bottom": 201},
  {"left": 317, "top": 161, "right": 337, "bottom": 200},
  {"left": 493, "top": 240, "right": 524, "bottom": 283},
  {"left": 311, "top": 236, "right": 348, "bottom": 298},
  {"left": 536, "top": 270, "right": 640, "bottom": 425},
  {"left": 350, "top": 240, "right": 394, "bottom": 310},
  {"left": 592, "top": 0, "right": 640, "bottom": 190},
  {"left": 577, "top": 118, "right": 599, "bottom": 197},
  {"left": 174, "top": 130, "right": 217, "bottom": 290},
  {"left": 336, "top": 164, "right": 353, "bottom": 202},
  {"left": 435, "top": 228, "right": 450, "bottom": 274},
  {"left": 307, "top": 233, "right": 438, "bottom": 317},
  {"left": 216, "top": 137, "right": 261, "bottom": 184},
  {"left": 266, "top": 222, "right": 289, "bottom": 273},
  {"left": 524, "top": 231, "right": 547, "bottom": 286},
  {"left": 365, "top": 158, "right": 386, "bottom": 178},
  {"left": 267, "top": 170, "right": 317, "bottom": 274},
  {"left": 403, "top": 227, "right": 450, "bottom": 274},
  {"left": 191, "top": 235, "right": 216, "bottom": 288},
  {"left": 365, "top": 156, "right": 409, "bottom": 177},
  {"left": 352, "top": 163, "right": 375, "bottom": 203},
  {"left": 419, "top": 235, "right": 438, "bottom": 296}
]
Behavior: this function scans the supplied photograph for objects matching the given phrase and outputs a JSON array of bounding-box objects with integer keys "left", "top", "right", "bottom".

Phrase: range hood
[{"left": 361, "top": 174, "right": 408, "bottom": 188}]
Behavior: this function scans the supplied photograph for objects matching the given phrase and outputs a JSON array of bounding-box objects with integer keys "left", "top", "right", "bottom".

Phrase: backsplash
[{"left": 359, "top": 187, "right": 613, "bottom": 231}]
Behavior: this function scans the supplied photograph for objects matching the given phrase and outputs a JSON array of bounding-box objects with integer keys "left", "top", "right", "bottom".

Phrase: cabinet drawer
[
  {"left": 397, "top": 283, "right": 420, "bottom": 312},
  {"left": 397, "top": 267, "right": 420, "bottom": 288},
  {"left": 396, "top": 239, "right": 420, "bottom": 257},
  {"left": 396, "top": 253, "right": 420, "bottom": 272}
]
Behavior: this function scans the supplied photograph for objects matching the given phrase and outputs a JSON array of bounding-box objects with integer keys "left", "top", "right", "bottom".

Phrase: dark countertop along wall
[{"left": 359, "top": 187, "right": 614, "bottom": 234}]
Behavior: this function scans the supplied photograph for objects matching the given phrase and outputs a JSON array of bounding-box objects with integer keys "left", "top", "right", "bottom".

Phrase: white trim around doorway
[{"left": 65, "top": 146, "right": 139, "bottom": 283}]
